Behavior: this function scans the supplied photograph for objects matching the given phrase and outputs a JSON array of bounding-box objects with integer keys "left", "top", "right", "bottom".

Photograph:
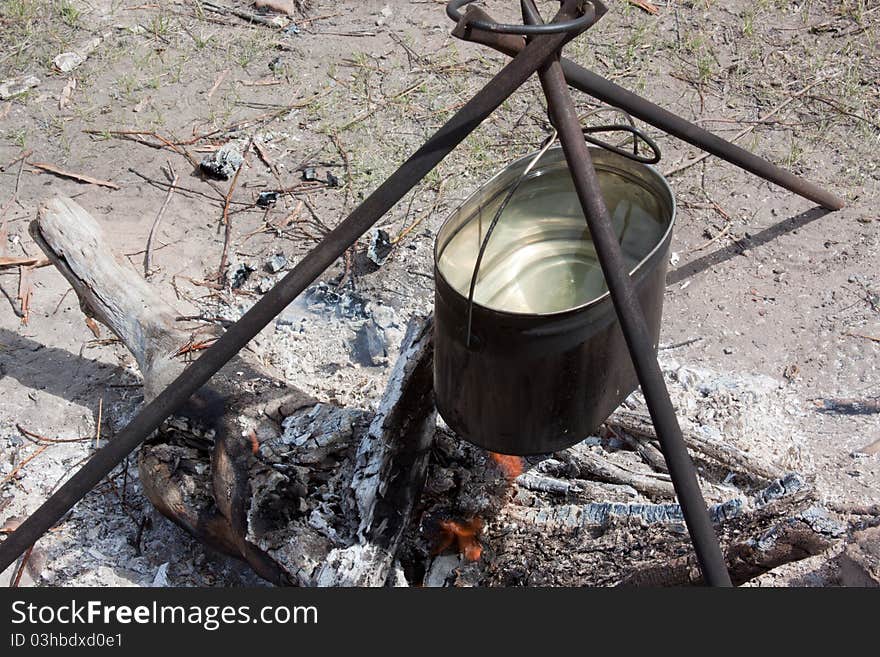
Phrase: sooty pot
[{"left": 433, "top": 146, "right": 675, "bottom": 455}]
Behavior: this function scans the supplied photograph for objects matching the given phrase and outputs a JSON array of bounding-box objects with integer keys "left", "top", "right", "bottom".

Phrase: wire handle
[
  {"left": 582, "top": 123, "right": 661, "bottom": 164},
  {"left": 573, "top": 106, "right": 662, "bottom": 164},
  {"left": 465, "top": 129, "right": 557, "bottom": 347}
]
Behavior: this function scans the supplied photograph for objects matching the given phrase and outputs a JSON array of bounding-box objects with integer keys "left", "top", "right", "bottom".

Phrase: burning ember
[
  {"left": 247, "top": 430, "right": 259, "bottom": 456},
  {"left": 490, "top": 452, "right": 523, "bottom": 479},
  {"left": 436, "top": 518, "right": 484, "bottom": 561}
]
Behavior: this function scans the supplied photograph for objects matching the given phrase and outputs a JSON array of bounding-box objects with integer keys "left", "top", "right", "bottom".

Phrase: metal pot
[{"left": 433, "top": 145, "right": 675, "bottom": 455}]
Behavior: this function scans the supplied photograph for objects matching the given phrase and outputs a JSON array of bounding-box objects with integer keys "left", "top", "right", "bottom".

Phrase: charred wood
[{"left": 31, "top": 196, "right": 436, "bottom": 586}]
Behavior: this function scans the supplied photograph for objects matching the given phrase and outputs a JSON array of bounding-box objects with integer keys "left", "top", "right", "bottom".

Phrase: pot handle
[
  {"left": 582, "top": 123, "right": 661, "bottom": 164},
  {"left": 464, "top": 130, "right": 558, "bottom": 347}
]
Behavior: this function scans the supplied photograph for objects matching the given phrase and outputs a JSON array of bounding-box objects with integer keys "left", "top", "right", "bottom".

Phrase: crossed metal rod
[{"left": 0, "top": 0, "right": 842, "bottom": 585}]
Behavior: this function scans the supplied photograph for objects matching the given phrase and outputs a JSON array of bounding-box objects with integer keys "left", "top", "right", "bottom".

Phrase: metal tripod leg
[
  {"left": 453, "top": 3, "right": 844, "bottom": 211},
  {"left": 522, "top": 0, "right": 732, "bottom": 586}
]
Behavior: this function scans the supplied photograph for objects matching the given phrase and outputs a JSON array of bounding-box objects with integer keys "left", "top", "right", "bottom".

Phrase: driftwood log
[
  {"left": 30, "top": 196, "right": 852, "bottom": 587},
  {"left": 31, "top": 196, "right": 435, "bottom": 586}
]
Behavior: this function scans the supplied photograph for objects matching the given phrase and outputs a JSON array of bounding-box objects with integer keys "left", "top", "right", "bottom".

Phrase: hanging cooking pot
[{"left": 433, "top": 144, "right": 675, "bottom": 456}]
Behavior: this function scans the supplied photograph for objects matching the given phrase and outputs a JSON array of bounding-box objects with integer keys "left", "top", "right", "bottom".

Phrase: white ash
[
  {"left": 1, "top": 283, "right": 817, "bottom": 587},
  {"left": 647, "top": 358, "right": 809, "bottom": 477},
  {"left": 1, "top": 457, "right": 264, "bottom": 587}
]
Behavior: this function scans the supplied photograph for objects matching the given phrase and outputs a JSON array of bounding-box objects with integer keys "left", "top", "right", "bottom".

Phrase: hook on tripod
[{"left": 447, "top": 0, "right": 607, "bottom": 36}]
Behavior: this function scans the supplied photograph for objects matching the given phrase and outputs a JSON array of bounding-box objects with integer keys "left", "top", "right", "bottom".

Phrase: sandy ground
[{"left": 0, "top": 0, "right": 877, "bottom": 586}]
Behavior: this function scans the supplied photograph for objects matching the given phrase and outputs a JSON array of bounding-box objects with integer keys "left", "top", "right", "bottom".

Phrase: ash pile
[
  {"left": 1, "top": 278, "right": 865, "bottom": 586},
  {"left": 1, "top": 198, "right": 875, "bottom": 588}
]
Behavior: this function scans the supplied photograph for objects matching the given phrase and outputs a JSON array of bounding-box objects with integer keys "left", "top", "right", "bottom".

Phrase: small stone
[
  {"left": 723, "top": 347, "right": 734, "bottom": 355},
  {"left": 53, "top": 52, "right": 84, "bottom": 72},
  {"left": 200, "top": 142, "right": 244, "bottom": 180},
  {"left": 227, "top": 262, "right": 254, "bottom": 289},
  {"left": 0, "top": 75, "right": 40, "bottom": 100},
  {"left": 302, "top": 167, "right": 317, "bottom": 182},
  {"left": 326, "top": 171, "right": 340, "bottom": 187},
  {"left": 351, "top": 321, "right": 387, "bottom": 366},
  {"left": 266, "top": 253, "right": 287, "bottom": 273},
  {"left": 367, "top": 228, "right": 393, "bottom": 266},
  {"left": 257, "top": 191, "right": 278, "bottom": 207},
  {"left": 376, "top": 4, "right": 393, "bottom": 26},
  {"left": 782, "top": 363, "right": 799, "bottom": 381}
]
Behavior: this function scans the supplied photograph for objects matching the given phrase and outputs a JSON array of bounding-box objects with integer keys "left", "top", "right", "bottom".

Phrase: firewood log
[{"left": 30, "top": 196, "right": 435, "bottom": 586}]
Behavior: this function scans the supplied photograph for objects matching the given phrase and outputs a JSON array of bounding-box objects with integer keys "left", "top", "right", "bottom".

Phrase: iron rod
[
  {"left": 0, "top": 3, "right": 597, "bottom": 573},
  {"left": 522, "top": 0, "right": 733, "bottom": 586},
  {"left": 452, "top": 5, "right": 844, "bottom": 211}
]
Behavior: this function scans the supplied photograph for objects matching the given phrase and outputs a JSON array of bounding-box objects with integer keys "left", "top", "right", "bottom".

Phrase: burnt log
[
  {"left": 608, "top": 409, "right": 784, "bottom": 482},
  {"left": 31, "top": 196, "right": 436, "bottom": 586},
  {"left": 28, "top": 197, "right": 842, "bottom": 588},
  {"left": 617, "top": 496, "right": 843, "bottom": 586}
]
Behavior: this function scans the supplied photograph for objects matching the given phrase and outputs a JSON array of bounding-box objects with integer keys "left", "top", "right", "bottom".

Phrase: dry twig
[
  {"left": 11, "top": 545, "right": 34, "bottom": 587},
  {"left": 95, "top": 398, "right": 103, "bottom": 449},
  {"left": 144, "top": 161, "right": 178, "bottom": 276},
  {"left": 393, "top": 176, "right": 449, "bottom": 245},
  {"left": 218, "top": 138, "right": 253, "bottom": 278},
  {"left": 16, "top": 264, "right": 32, "bottom": 324},
  {"left": 627, "top": 0, "right": 659, "bottom": 14},
  {"left": 29, "top": 162, "right": 120, "bottom": 189},
  {"left": 1, "top": 444, "right": 50, "bottom": 487},
  {"left": 206, "top": 69, "right": 229, "bottom": 99},
  {"left": 0, "top": 148, "right": 32, "bottom": 172},
  {"left": 0, "top": 256, "right": 50, "bottom": 269},
  {"left": 16, "top": 424, "right": 91, "bottom": 445},
  {"left": 844, "top": 331, "right": 880, "bottom": 344}
]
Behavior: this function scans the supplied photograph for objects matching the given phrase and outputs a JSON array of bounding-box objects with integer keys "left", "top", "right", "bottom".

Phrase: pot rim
[{"left": 434, "top": 145, "right": 676, "bottom": 319}]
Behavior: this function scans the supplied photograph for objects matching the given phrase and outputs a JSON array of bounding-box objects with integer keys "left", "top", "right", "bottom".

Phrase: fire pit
[{"left": 0, "top": 0, "right": 847, "bottom": 588}]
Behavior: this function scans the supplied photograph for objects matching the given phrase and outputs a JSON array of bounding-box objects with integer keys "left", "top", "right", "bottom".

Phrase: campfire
[
  {"left": 2, "top": 0, "right": 867, "bottom": 588},
  {"left": 6, "top": 196, "right": 847, "bottom": 587}
]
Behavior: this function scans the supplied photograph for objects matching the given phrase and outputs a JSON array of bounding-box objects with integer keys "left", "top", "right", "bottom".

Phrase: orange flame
[
  {"left": 436, "top": 518, "right": 483, "bottom": 561},
  {"left": 490, "top": 452, "right": 523, "bottom": 479},
  {"left": 247, "top": 430, "right": 259, "bottom": 456}
]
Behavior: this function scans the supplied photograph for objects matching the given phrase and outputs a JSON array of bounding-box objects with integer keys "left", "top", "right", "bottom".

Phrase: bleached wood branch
[
  {"left": 561, "top": 443, "right": 676, "bottom": 499},
  {"left": 31, "top": 197, "right": 189, "bottom": 399},
  {"left": 608, "top": 409, "right": 784, "bottom": 481}
]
